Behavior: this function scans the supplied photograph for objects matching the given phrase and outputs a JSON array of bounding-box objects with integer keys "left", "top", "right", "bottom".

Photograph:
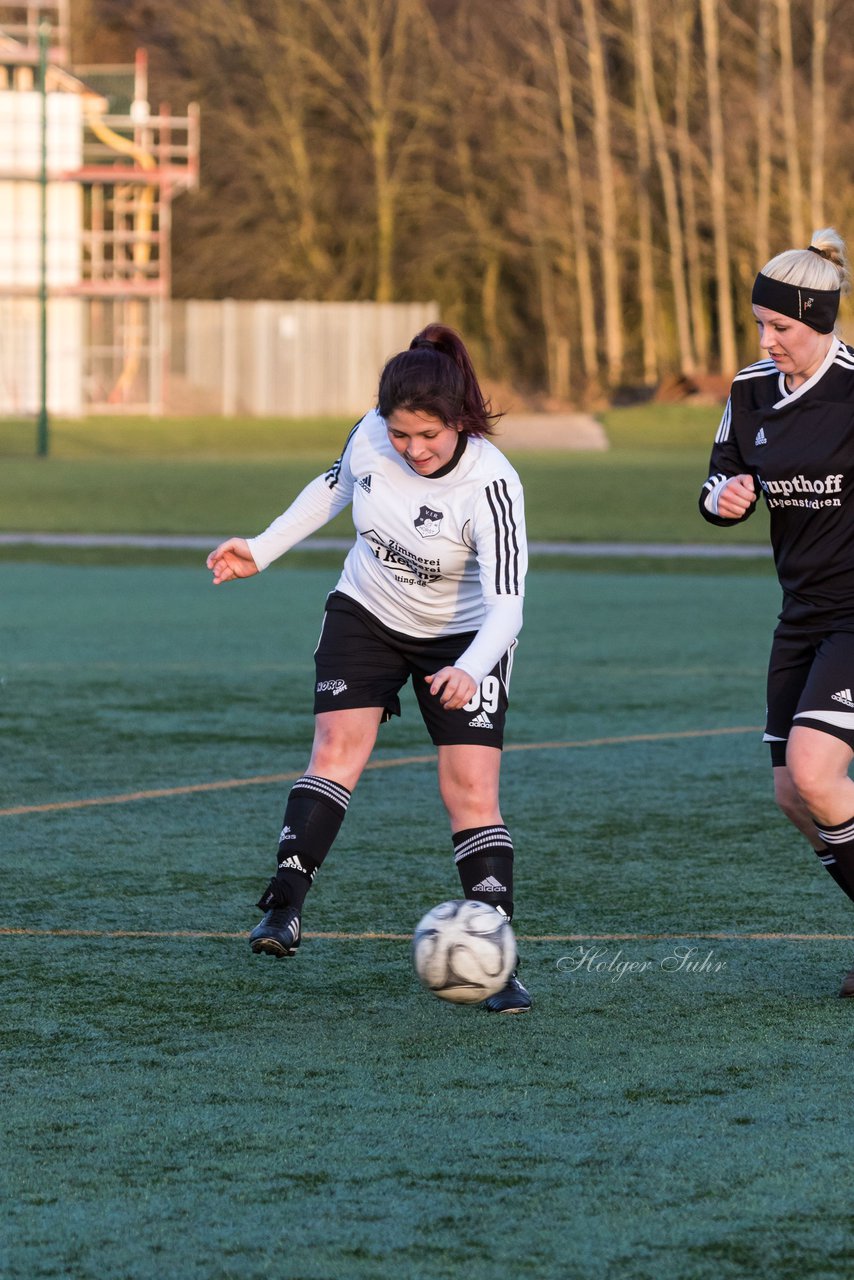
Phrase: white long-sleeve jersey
[{"left": 247, "top": 411, "right": 528, "bottom": 683}]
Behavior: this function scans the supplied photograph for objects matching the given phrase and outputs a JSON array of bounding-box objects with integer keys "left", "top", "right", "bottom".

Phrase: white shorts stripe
[{"left": 793, "top": 709, "right": 854, "bottom": 732}]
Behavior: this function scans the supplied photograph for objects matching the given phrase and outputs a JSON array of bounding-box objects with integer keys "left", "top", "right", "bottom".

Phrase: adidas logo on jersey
[
  {"left": 357, "top": 475, "right": 372, "bottom": 493},
  {"left": 832, "top": 688, "right": 854, "bottom": 708},
  {"left": 471, "top": 876, "right": 507, "bottom": 893},
  {"left": 755, "top": 427, "right": 768, "bottom": 446},
  {"left": 469, "top": 711, "right": 494, "bottom": 729}
]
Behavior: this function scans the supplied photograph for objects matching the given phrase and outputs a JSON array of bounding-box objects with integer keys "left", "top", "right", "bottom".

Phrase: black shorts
[
  {"left": 313, "top": 592, "right": 515, "bottom": 748},
  {"left": 765, "top": 623, "right": 854, "bottom": 766}
]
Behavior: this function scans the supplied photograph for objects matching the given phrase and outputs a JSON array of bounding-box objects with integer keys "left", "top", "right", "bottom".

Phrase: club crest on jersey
[{"left": 414, "top": 505, "right": 443, "bottom": 538}]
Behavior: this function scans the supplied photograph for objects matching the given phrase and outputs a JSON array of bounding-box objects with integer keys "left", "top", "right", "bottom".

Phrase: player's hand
[
  {"left": 717, "top": 474, "right": 756, "bottom": 519},
  {"left": 206, "top": 537, "right": 259, "bottom": 585},
  {"left": 425, "top": 666, "right": 477, "bottom": 711}
]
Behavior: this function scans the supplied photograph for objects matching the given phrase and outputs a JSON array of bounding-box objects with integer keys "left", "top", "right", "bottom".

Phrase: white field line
[
  {"left": 0, "top": 726, "right": 763, "bottom": 818},
  {"left": 0, "top": 532, "right": 772, "bottom": 558},
  {"left": 1, "top": 928, "right": 852, "bottom": 943}
]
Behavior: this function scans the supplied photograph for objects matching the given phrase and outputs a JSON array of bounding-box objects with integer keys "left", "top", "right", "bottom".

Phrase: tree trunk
[
  {"left": 454, "top": 132, "right": 506, "bottom": 371},
  {"left": 755, "top": 0, "right": 773, "bottom": 269},
  {"left": 632, "top": 0, "right": 696, "bottom": 377},
  {"left": 544, "top": 0, "right": 599, "bottom": 394},
  {"left": 634, "top": 57, "right": 657, "bottom": 386},
  {"left": 524, "top": 166, "right": 570, "bottom": 401},
  {"left": 366, "top": 0, "right": 394, "bottom": 301},
  {"left": 579, "top": 0, "right": 623, "bottom": 388},
  {"left": 776, "top": 0, "right": 805, "bottom": 246},
  {"left": 700, "top": 0, "right": 737, "bottom": 374},
  {"left": 811, "top": 0, "right": 828, "bottom": 231},
  {"left": 675, "top": 2, "right": 708, "bottom": 372}
]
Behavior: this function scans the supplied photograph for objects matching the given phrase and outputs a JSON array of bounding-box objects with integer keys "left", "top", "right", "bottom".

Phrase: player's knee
[
  {"left": 786, "top": 749, "right": 836, "bottom": 812},
  {"left": 774, "top": 779, "right": 804, "bottom": 827},
  {"left": 309, "top": 740, "right": 359, "bottom": 779},
  {"left": 439, "top": 778, "right": 499, "bottom": 828},
  {"left": 307, "top": 720, "right": 373, "bottom": 782}
]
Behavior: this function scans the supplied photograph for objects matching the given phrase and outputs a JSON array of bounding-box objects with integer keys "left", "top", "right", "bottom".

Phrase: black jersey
[{"left": 700, "top": 339, "right": 854, "bottom": 627}]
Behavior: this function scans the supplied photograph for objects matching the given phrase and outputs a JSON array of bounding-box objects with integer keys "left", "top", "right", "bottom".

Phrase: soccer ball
[{"left": 412, "top": 900, "right": 515, "bottom": 1004}]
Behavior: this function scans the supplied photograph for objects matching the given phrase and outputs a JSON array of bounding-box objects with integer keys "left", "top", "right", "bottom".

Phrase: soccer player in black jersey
[
  {"left": 208, "top": 326, "right": 531, "bottom": 1013},
  {"left": 700, "top": 227, "right": 854, "bottom": 996}
]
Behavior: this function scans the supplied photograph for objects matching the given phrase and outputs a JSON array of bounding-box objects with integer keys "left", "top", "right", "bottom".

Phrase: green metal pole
[{"left": 36, "top": 21, "right": 49, "bottom": 457}]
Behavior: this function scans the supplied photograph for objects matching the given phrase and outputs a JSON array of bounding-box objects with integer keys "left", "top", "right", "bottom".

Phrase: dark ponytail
[{"left": 377, "top": 324, "right": 500, "bottom": 437}]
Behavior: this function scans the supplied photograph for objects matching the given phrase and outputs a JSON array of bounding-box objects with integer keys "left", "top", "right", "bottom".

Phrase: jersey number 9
[{"left": 464, "top": 675, "right": 500, "bottom": 715}]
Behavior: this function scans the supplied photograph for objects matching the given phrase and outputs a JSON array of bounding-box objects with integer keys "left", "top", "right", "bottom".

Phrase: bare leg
[
  {"left": 773, "top": 764, "right": 824, "bottom": 850},
  {"left": 307, "top": 706, "right": 385, "bottom": 791},
  {"left": 436, "top": 743, "right": 502, "bottom": 830},
  {"left": 786, "top": 727, "right": 854, "bottom": 827}
]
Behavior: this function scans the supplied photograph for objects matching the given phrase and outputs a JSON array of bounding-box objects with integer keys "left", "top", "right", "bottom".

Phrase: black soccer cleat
[
  {"left": 483, "top": 971, "right": 532, "bottom": 1014},
  {"left": 250, "top": 906, "right": 301, "bottom": 958}
]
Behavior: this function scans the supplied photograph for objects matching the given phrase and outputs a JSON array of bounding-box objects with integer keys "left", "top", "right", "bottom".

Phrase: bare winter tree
[
  {"left": 811, "top": 0, "right": 828, "bottom": 231},
  {"left": 776, "top": 0, "right": 806, "bottom": 246},
  {"left": 700, "top": 0, "right": 736, "bottom": 374},
  {"left": 541, "top": 0, "right": 600, "bottom": 395},
  {"left": 755, "top": 0, "right": 773, "bottom": 270},
  {"left": 632, "top": 0, "right": 696, "bottom": 377},
  {"left": 78, "top": 0, "right": 854, "bottom": 395},
  {"left": 290, "top": 0, "right": 432, "bottom": 302},
  {"left": 674, "top": 1, "right": 709, "bottom": 373},
  {"left": 579, "top": 0, "right": 623, "bottom": 388},
  {"left": 632, "top": 39, "right": 658, "bottom": 387}
]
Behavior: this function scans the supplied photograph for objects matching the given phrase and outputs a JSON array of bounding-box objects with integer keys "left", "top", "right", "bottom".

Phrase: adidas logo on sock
[
  {"left": 278, "top": 854, "right": 306, "bottom": 873},
  {"left": 832, "top": 688, "right": 854, "bottom": 707},
  {"left": 755, "top": 427, "right": 768, "bottom": 446},
  {"left": 469, "top": 711, "right": 493, "bottom": 729},
  {"left": 472, "top": 876, "right": 507, "bottom": 893},
  {"left": 279, "top": 825, "right": 297, "bottom": 842}
]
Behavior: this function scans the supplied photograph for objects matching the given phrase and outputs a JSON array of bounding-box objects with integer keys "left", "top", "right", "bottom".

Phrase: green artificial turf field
[{"left": 4, "top": 561, "right": 854, "bottom": 1279}]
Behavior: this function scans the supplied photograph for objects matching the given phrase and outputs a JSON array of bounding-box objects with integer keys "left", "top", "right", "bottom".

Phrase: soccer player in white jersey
[
  {"left": 699, "top": 228, "right": 854, "bottom": 996},
  {"left": 207, "top": 325, "right": 531, "bottom": 1012}
]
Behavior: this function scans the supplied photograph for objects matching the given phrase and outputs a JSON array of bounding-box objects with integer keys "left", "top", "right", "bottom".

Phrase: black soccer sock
[
  {"left": 812, "top": 830, "right": 854, "bottom": 905},
  {"left": 453, "top": 825, "right": 514, "bottom": 923},
  {"left": 257, "top": 775, "right": 351, "bottom": 912}
]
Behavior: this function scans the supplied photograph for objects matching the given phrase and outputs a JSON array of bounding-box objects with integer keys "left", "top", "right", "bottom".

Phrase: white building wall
[
  {"left": 0, "top": 296, "right": 83, "bottom": 416},
  {"left": 0, "top": 90, "right": 83, "bottom": 413}
]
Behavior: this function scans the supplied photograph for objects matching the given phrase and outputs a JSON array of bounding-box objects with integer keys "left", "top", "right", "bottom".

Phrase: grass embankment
[{"left": 0, "top": 404, "right": 770, "bottom": 550}]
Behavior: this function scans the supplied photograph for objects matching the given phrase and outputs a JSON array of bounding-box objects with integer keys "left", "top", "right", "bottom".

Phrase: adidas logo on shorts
[
  {"left": 469, "top": 711, "right": 493, "bottom": 729},
  {"left": 832, "top": 688, "right": 854, "bottom": 708}
]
